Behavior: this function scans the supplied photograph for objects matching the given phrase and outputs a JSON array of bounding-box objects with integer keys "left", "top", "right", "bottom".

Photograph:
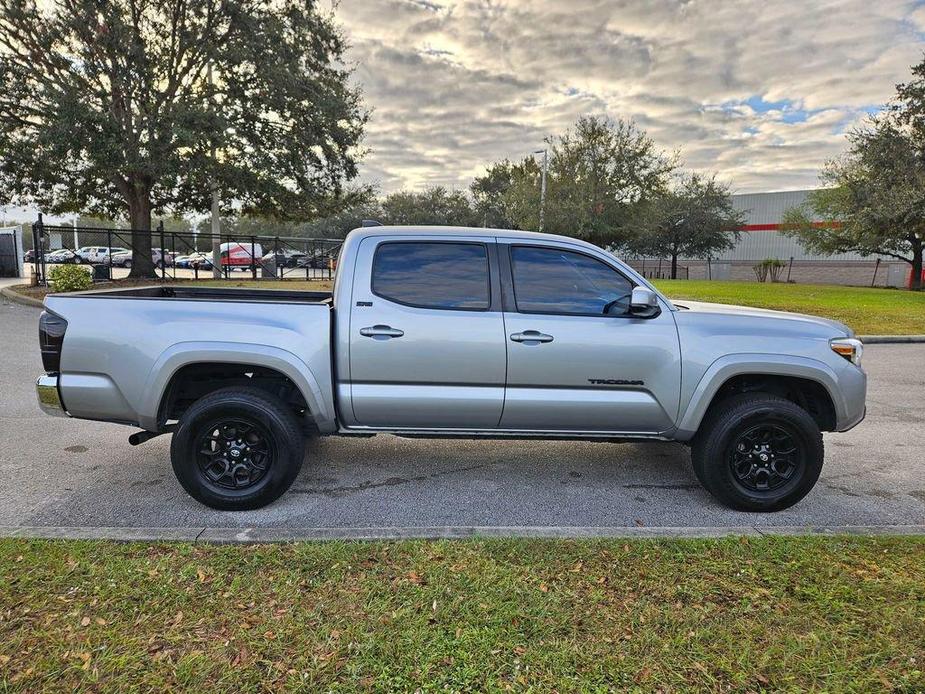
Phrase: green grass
[
  {"left": 654, "top": 280, "right": 925, "bottom": 335},
  {"left": 1, "top": 537, "right": 923, "bottom": 691}
]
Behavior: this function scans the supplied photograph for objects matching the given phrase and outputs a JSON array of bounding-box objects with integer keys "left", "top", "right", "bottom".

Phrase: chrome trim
[{"left": 36, "top": 375, "right": 68, "bottom": 417}]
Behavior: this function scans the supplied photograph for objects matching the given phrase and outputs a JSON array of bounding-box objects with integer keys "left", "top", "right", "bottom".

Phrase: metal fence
[{"left": 30, "top": 215, "right": 342, "bottom": 287}]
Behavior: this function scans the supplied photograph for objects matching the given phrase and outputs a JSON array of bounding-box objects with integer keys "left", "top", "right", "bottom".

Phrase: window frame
[
  {"left": 505, "top": 243, "right": 641, "bottom": 318},
  {"left": 371, "top": 240, "right": 494, "bottom": 313}
]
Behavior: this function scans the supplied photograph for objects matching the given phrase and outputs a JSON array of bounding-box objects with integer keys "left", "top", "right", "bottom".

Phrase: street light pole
[
  {"left": 533, "top": 148, "right": 548, "bottom": 232},
  {"left": 208, "top": 62, "right": 221, "bottom": 278}
]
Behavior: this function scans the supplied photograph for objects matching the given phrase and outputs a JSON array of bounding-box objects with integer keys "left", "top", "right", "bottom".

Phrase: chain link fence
[{"left": 30, "top": 215, "right": 342, "bottom": 287}]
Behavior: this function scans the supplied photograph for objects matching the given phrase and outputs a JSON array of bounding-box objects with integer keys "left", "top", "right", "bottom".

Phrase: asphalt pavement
[{"left": 1, "top": 295, "right": 923, "bottom": 535}]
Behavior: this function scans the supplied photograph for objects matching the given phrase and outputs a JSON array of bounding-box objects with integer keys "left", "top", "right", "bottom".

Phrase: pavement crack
[{"left": 290, "top": 462, "right": 493, "bottom": 498}]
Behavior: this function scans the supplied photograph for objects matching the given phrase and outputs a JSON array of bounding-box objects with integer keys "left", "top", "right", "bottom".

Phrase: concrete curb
[
  {"left": 1, "top": 524, "right": 923, "bottom": 543},
  {"left": 858, "top": 334, "right": 925, "bottom": 343},
  {"left": 0, "top": 285, "right": 43, "bottom": 308}
]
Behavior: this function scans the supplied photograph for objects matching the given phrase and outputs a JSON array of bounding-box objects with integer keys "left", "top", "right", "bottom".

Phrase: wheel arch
[
  {"left": 139, "top": 342, "right": 335, "bottom": 434},
  {"left": 676, "top": 354, "right": 843, "bottom": 441}
]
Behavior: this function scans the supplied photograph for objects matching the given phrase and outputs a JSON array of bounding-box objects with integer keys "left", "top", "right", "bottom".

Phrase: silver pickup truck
[{"left": 36, "top": 226, "right": 866, "bottom": 512}]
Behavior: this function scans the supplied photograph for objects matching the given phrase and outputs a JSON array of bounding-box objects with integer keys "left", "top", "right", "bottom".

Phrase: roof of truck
[{"left": 347, "top": 224, "right": 600, "bottom": 249}]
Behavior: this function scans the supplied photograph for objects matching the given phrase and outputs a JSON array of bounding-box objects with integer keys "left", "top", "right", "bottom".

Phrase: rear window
[{"left": 372, "top": 242, "right": 490, "bottom": 310}]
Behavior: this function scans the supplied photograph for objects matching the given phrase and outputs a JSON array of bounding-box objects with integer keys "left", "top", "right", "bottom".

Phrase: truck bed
[
  {"left": 44, "top": 285, "right": 336, "bottom": 432},
  {"left": 66, "top": 285, "right": 333, "bottom": 304}
]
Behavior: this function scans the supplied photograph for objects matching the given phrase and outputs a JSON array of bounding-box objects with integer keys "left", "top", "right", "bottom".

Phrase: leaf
[
  {"left": 80, "top": 616, "right": 91, "bottom": 627},
  {"left": 539, "top": 583, "right": 549, "bottom": 593},
  {"left": 95, "top": 618, "right": 107, "bottom": 626}
]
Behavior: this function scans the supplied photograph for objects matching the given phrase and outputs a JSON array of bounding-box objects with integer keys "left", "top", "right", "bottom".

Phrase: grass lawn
[
  {"left": 1, "top": 536, "right": 923, "bottom": 691},
  {"left": 654, "top": 280, "right": 925, "bottom": 335},
  {"left": 10, "top": 277, "right": 924, "bottom": 334}
]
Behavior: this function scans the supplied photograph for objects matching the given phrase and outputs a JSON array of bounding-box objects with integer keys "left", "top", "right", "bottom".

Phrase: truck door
[
  {"left": 499, "top": 243, "right": 681, "bottom": 433},
  {"left": 347, "top": 236, "right": 507, "bottom": 429}
]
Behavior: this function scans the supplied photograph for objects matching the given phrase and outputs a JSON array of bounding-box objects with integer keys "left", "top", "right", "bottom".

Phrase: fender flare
[
  {"left": 674, "top": 353, "right": 844, "bottom": 441},
  {"left": 137, "top": 341, "right": 334, "bottom": 433}
]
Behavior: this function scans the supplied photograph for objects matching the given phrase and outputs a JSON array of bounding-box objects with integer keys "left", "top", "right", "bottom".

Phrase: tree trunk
[
  {"left": 126, "top": 186, "right": 157, "bottom": 279},
  {"left": 670, "top": 253, "right": 678, "bottom": 280}
]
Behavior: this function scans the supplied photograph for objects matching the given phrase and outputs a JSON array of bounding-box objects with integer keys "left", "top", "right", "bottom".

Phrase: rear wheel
[
  {"left": 691, "top": 393, "right": 823, "bottom": 511},
  {"left": 170, "top": 387, "right": 305, "bottom": 510}
]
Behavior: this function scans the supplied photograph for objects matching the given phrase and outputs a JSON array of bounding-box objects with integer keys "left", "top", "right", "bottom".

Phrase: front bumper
[{"left": 36, "top": 375, "right": 68, "bottom": 417}]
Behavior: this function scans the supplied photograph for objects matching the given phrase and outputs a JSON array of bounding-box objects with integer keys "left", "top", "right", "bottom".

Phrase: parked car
[
  {"left": 43, "top": 248, "right": 80, "bottom": 264},
  {"left": 35, "top": 225, "right": 866, "bottom": 512},
  {"left": 75, "top": 246, "right": 131, "bottom": 264},
  {"left": 110, "top": 247, "right": 173, "bottom": 269},
  {"left": 174, "top": 252, "right": 214, "bottom": 269},
  {"left": 261, "top": 249, "right": 306, "bottom": 268},
  {"left": 23, "top": 249, "right": 37, "bottom": 263}
]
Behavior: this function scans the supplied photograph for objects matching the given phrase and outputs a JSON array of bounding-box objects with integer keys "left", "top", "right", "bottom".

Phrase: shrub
[
  {"left": 753, "top": 258, "right": 786, "bottom": 283},
  {"left": 48, "top": 264, "right": 93, "bottom": 293}
]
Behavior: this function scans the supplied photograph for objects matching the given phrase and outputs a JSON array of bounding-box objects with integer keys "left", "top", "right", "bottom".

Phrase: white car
[{"left": 75, "top": 246, "right": 130, "bottom": 264}]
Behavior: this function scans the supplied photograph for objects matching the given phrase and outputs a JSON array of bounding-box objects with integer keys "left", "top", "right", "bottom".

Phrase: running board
[{"left": 336, "top": 426, "right": 672, "bottom": 441}]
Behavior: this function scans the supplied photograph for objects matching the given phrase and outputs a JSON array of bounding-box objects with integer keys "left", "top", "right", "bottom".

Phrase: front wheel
[
  {"left": 691, "top": 393, "right": 823, "bottom": 511},
  {"left": 170, "top": 387, "right": 306, "bottom": 510}
]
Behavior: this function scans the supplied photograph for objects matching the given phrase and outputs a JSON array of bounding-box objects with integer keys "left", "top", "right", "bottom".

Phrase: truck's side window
[
  {"left": 372, "top": 242, "right": 490, "bottom": 310},
  {"left": 510, "top": 245, "right": 634, "bottom": 316}
]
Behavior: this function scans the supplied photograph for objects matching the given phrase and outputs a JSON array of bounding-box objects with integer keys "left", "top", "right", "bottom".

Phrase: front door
[
  {"left": 347, "top": 237, "right": 507, "bottom": 429},
  {"left": 499, "top": 243, "right": 681, "bottom": 433}
]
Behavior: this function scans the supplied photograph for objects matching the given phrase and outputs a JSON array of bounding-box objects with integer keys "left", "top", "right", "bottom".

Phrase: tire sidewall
[
  {"left": 696, "top": 396, "right": 824, "bottom": 512},
  {"left": 171, "top": 391, "right": 304, "bottom": 510}
]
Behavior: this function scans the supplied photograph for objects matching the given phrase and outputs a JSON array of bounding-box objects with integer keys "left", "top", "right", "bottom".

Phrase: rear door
[
  {"left": 347, "top": 236, "right": 507, "bottom": 429},
  {"left": 499, "top": 242, "right": 681, "bottom": 433}
]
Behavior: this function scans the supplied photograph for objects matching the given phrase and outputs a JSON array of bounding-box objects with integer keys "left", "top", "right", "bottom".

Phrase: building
[{"left": 626, "top": 189, "right": 909, "bottom": 287}]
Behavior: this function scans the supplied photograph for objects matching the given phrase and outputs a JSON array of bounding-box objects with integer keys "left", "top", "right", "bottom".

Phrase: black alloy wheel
[
  {"left": 196, "top": 418, "right": 274, "bottom": 492},
  {"left": 728, "top": 423, "right": 803, "bottom": 493}
]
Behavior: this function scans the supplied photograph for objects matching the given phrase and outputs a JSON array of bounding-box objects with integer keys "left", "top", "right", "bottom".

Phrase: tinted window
[
  {"left": 372, "top": 242, "right": 490, "bottom": 310},
  {"left": 511, "top": 246, "right": 634, "bottom": 315}
]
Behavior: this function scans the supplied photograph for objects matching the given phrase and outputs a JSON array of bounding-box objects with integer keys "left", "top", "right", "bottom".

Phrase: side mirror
[{"left": 629, "top": 287, "right": 659, "bottom": 318}]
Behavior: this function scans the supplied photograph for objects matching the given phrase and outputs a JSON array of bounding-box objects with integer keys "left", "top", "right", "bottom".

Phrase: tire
[
  {"left": 691, "top": 393, "right": 823, "bottom": 512},
  {"left": 123, "top": 259, "right": 132, "bottom": 269},
  {"left": 170, "top": 387, "right": 306, "bottom": 510}
]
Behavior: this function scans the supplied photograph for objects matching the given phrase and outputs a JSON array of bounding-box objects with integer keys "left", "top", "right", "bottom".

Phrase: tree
[
  {"left": 780, "top": 55, "right": 925, "bottom": 291},
  {"left": 627, "top": 173, "right": 743, "bottom": 279},
  {"left": 545, "top": 116, "right": 676, "bottom": 245},
  {"left": 379, "top": 187, "right": 479, "bottom": 227},
  {"left": 470, "top": 160, "right": 518, "bottom": 228},
  {"left": 781, "top": 117, "right": 924, "bottom": 290},
  {"left": 0, "top": 0, "right": 367, "bottom": 277}
]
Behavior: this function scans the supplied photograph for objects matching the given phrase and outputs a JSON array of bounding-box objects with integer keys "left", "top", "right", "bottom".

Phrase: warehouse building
[{"left": 627, "top": 189, "right": 909, "bottom": 287}]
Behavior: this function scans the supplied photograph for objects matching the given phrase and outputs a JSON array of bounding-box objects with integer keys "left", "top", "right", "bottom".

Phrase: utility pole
[
  {"left": 533, "top": 148, "right": 548, "bottom": 232},
  {"left": 209, "top": 62, "right": 221, "bottom": 278},
  {"left": 72, "top": 216, "right": 78, "bottom": 249}
]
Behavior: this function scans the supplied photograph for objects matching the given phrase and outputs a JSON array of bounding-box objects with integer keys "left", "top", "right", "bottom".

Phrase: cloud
[{"left": 336, "top": 0, "right": 925, "bottom": 194}]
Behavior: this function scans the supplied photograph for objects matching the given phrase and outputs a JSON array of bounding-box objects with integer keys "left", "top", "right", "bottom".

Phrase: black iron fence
[{"left": 30, "top": 215, "right": 342, "bottom": 286}]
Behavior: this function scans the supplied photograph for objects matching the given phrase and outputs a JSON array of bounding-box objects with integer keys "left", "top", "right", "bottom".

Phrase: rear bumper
[{"left": 36, "top": 375, "right": 68, "bottom": 417}]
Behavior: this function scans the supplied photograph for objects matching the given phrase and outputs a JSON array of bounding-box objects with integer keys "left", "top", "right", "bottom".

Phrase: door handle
[
  {"left": 510, "top": 330, "right": 554, "bottom": 343},
  {"left": 360, "top": 324, "right": 404, "bottom": 339}
]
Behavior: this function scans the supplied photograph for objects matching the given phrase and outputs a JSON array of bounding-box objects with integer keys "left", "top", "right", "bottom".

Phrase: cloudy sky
[{"left": 335, "top": 0, "right": 925, "bottom": 195}]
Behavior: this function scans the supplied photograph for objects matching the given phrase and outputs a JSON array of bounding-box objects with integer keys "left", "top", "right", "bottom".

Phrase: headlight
[{"left": 830, "top": 338, "right": 863, "bottom": 367}]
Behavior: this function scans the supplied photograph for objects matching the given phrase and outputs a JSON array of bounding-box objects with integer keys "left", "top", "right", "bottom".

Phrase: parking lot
[{"left": 1, "top": 295, "right": 923, "bottom": 533}]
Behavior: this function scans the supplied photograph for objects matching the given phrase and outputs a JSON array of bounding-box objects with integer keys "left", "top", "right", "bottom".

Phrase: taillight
[{"left": 39, "top": 310, "right": 67, "bottom": 373}]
